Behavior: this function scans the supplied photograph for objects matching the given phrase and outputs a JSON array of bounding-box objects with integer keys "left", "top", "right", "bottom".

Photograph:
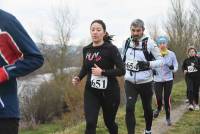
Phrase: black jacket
[
  {"left": 182, "top": 56, "right": 200, "bottom": 80},
  {"left": 78, "top": 42, "right": 125, "bottom": 89}
]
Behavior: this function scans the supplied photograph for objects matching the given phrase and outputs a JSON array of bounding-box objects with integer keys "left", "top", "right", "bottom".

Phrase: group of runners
[{"left": 72, "top": 19, "right": 200, "bottom": 134}]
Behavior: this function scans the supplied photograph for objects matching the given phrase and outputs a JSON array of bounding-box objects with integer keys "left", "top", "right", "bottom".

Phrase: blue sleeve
[{"left": 3, "top": 15, "right": 44, "bottom": 79}]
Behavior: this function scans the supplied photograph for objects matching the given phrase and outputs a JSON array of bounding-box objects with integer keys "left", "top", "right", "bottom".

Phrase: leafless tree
[
  {"left": 191, "top": 0, "right": 200, "bottom": 49},
  {"left": 51, "top": 4, "right": 76, "bottom": 75},
  {"left": 147, "top": 22, "right": 161, "bottom": 41},
  {"left": 165, "top": 0, "right": 195, "bottom": 61},
  {"left": 19, "top": 3, "right": 85, "bottom": 126}
]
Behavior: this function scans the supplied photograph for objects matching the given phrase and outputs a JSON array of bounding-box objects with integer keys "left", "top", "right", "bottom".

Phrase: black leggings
[
  {"left": 187, "top": 78, "right": 200, "bottom": 105},
  {"left": 125, "top": 81, "right": 153, "bottom": 134},
  {"left": 84, "top": 87, "right": 120, "bottom": 134},
  {"left": 0, "top": 118, "right": 19, "bottom": 134},
  {"left": 185, "top": 76, "right": 189, "bottom": 99},
  {"left": 154, "top": 80, "right": 173, "bottom": 119}
]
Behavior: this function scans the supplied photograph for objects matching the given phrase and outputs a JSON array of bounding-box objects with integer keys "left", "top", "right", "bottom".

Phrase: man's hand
[
  {"left": 137, "top": 61, "right": 150, "bottom": 70},
  {"left": 92, "top": 64, "right": 103, "bottom": 76}
]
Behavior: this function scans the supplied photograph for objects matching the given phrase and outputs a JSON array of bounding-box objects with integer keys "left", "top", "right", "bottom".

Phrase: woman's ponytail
[{"left": 103, "top": 32, "right": 114, "bottom": 43}]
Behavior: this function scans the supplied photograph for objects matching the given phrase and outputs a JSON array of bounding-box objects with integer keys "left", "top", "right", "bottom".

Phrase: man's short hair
[{"left": 130, "top": 19, "right": 145, "bottom": 29}]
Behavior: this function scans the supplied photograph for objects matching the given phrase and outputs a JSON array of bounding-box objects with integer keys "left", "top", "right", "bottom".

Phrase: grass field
[
  {"left": 166, "top": 110, "right": 200, "bottom": 134},
  {"left": 20, "top": 123, "right": 64, "bottom": 134}
]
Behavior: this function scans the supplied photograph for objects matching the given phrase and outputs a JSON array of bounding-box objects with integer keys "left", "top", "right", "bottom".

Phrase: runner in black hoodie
[
  {"left": 182, "top": 46, "right": 200, "bottom": 111},
  {"left": 72, "top": 20, "right": 125, "bottom": 134}
]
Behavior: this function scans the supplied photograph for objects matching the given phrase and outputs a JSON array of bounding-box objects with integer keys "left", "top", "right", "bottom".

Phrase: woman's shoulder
[
  {"left": 83, "top": 42, "right": 119, "bottom": 51},
  {"left": 83, "top": 43, "right": 93, "bottom": 49},
  {"left": 168, "top": 50, "right": 176, "bottom": 56},
  {"left": 104, "top": 42, "right": 118, "bottom": 49}
]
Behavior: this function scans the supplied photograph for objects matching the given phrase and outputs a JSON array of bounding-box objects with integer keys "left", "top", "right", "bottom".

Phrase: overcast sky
[{"left": 0, "top": 0, "right": 172, "bottom": 46}]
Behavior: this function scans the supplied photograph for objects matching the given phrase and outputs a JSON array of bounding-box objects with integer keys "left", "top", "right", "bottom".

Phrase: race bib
[
  {"left": 125, "top": 59, "right": 139, "bottom": 71},
  {"left": 188, "top": 65, "right": 197, "bottom": 73},
  {"left": 91, "top": 75, "right": 108, "bottom": 89}
]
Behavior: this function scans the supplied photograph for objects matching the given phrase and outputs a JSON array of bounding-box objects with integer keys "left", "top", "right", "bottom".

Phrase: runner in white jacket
[
  {"left": 122, "top": 19, "right": 163, "bottom": 134},
  {"left": 122, "top": 35, "right": 163, "bottom": 84}
]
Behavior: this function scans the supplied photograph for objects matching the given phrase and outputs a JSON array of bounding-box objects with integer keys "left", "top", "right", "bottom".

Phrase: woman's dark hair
[{"left": 90, "top": 19, "right": 113, "bottom": 43}]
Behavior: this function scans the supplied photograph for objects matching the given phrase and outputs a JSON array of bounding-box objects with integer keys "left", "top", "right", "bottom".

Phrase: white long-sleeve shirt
[{"left": 154, "top": 50, "right": 178, "bottom": 82}]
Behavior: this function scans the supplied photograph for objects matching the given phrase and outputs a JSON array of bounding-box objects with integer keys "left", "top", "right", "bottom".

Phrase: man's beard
[{"left": 132, "top": 35, "right": 142, "bottom": 42}]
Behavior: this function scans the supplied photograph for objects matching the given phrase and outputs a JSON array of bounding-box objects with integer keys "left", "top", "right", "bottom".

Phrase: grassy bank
[
  {"left": 20, "top": 123, "right": 64, "bottom": 134},
  {"left": 20, "top": 80, "right": 188, "bottom": 134},
  {"left": 166, "top": 110, "right": 200, "bottom": 134}
]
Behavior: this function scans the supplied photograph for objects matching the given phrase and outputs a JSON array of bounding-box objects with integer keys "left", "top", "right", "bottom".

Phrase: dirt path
[{"left": 152, "top": 102, "right": 188, "bottom": 134}]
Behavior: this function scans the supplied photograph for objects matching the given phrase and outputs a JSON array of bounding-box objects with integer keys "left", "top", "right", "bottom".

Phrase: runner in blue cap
[{"left": 153, "top": 36, "right": 178, "bottom": 126}]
